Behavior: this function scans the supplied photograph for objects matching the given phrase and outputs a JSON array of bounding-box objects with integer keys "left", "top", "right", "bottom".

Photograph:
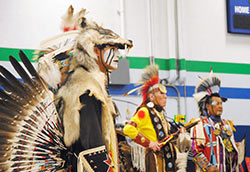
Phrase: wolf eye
[{"left": 81, "top": 21, "right": 87, "bottom": 28}]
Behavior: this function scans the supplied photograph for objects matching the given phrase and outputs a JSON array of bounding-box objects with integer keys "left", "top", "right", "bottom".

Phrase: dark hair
[
  {"left": 199, "top": 96, "right": 209, "bottom": 116},
  {"left": 205, "top": 96, "right": 212, "bottom": 105},
  {"left": 205, "top": 93, "right": 227, "bottom": 105}
]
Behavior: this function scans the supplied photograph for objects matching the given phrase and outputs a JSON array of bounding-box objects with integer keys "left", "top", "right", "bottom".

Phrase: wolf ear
[
  {"left": 77, "top": 8, "right": 87, "bottom": 28},
  {"left": 68, "top": 5, "right": 74, "bottom": 16}
]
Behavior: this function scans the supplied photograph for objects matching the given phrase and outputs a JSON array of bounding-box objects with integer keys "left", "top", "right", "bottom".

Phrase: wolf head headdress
[{"left": 36, "top": 5, "right": 133, "bottom": 89}]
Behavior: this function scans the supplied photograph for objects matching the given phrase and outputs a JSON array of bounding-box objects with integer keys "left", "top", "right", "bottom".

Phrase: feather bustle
[{"left": 0, "top": 53, "right": 67, "bottom": 171}]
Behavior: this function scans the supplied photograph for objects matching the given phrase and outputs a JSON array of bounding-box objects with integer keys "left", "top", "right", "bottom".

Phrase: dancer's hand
[
  {"left": 207, "top": 166, "right": 219, "bottom": 172},
  {"left": 148, "top": 141, "right": 161, "bottom": 152},
  {"left": 180, "top": 127, "right": 186, "bottom": 133}
]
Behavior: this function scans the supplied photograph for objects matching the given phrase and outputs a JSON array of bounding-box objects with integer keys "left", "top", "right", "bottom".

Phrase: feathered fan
[{"left": 0, "top": 51, "right": 67, "bottom": 172}]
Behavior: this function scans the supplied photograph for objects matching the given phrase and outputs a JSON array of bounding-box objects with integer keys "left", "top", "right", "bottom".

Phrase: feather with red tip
[{"left": 141, "top": 76, "right": 159, "bottom": 103}]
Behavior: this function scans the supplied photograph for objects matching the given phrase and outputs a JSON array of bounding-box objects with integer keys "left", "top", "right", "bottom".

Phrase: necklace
[{"left": 208, "top": 117, "right": 233, "bottom": 152}]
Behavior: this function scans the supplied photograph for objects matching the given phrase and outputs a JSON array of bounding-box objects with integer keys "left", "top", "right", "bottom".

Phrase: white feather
[
  {"left": 37, "top": 53, "right": 61, "bottom": 89},
  {"left": 40, "top": 30, "right": 79, "bottom": 49},
  {"left": 193, "top": 91, "right": 209, "bottom": 103}
]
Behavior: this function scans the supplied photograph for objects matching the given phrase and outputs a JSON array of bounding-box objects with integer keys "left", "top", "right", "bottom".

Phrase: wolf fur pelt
[{"left": 56, "top": 67, "right": 115, "bottom": 149}]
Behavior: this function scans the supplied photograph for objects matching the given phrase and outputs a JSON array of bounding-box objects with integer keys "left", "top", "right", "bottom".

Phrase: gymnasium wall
[{"left": 0, "top": 0, "right": 249, "bottom": 158}]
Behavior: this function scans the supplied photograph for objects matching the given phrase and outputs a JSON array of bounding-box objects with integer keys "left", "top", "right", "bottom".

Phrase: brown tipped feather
[
  {"left": 0, "top": 89, "right": 22, "bottom": 106},
  {"left": 0, "top": 122, "right": 17, "bottom": 133},
  {"left": 0, "top": 65, "right": 26, "bottom": 90},
  {"left": 19, "top": 50, "right": 44, "bottom": 87},
  {"left": 9, "top": 55, "right": 36, "bottom": 89}
]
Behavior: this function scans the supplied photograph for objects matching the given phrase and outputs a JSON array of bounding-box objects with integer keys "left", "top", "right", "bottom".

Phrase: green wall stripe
[
  {"left": 126, "top": 57, "right": 178, "bottom": 70},
  {"left": 186, "top": 60, "right": 250, "bottom": 74},
  {"left": 0, "top": 47, "right": 36, "bottom": 62},
  {"left": 126, "top": 57, "right": 250, "bottom": 75},
  {"left": 179, "top": 59, "right": 186, "bottom": 70},
  {"left": 126, "top": 57, "right": 151, "bottom": 69},
  {"left": 1, "top": 47, "right": 250, "bottom": 75},
  {"left": 155, "top": 58, "right": 169, "bottom": 70}
]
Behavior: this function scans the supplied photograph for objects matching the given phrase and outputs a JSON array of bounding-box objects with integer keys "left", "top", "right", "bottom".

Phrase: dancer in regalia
[
  {"left": 0, "top": 5, "right": 133, "bottom": 172},
  {"left": 191, "top": 71, "right": 245, "bottom": 172},
  {"left": 123, "top": 64, "right": 191, "bottom": 172}
]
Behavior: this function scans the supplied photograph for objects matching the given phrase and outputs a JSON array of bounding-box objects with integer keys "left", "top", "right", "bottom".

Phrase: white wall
[
  {"left": 0, "top": 0, "right": 250, "bottom": 125},
  {"left": 2, "top": 0, "right": 250, "bottom": 62},
  {"left": 180, "top": 0, "right": 250, "bottom": 63},
  {"left": 0, "top": 0, "right": 120, "bottom": 49}
]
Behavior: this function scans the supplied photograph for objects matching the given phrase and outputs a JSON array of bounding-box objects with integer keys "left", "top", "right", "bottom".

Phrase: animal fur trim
[
  {"left": 131, "top": 142, "right": 146, "bottom": 172},
  {"left": 176, "top": 151, "right": 189, "bottom": 172},
  {"left": 237, "top": 136, "right": 246, "bottom": 168},
  {"left": 176, "top": 132, "right": 192, "bottom": 153}
]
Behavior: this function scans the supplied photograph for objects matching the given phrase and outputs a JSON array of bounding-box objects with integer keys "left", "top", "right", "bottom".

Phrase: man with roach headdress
[
  {"left": 190, "top": 71, "right": 245, "bottom": 172},
  {"left": 122, "top": 64, "right": 191, "bottom": 172}
]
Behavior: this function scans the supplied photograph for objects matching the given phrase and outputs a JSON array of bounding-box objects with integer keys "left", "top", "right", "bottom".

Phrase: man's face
[
  {"left": 103, "top": 47, "right": 121, "bottom": 70},
  {"left": 206, "top": 96, "right": 223, "bottom": 116},
  {"left": 95, "top": 46, "right": 121, "bottom": 73},
  {"left": 150, "top": 89, "right": 167, "bottom": 108}
]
